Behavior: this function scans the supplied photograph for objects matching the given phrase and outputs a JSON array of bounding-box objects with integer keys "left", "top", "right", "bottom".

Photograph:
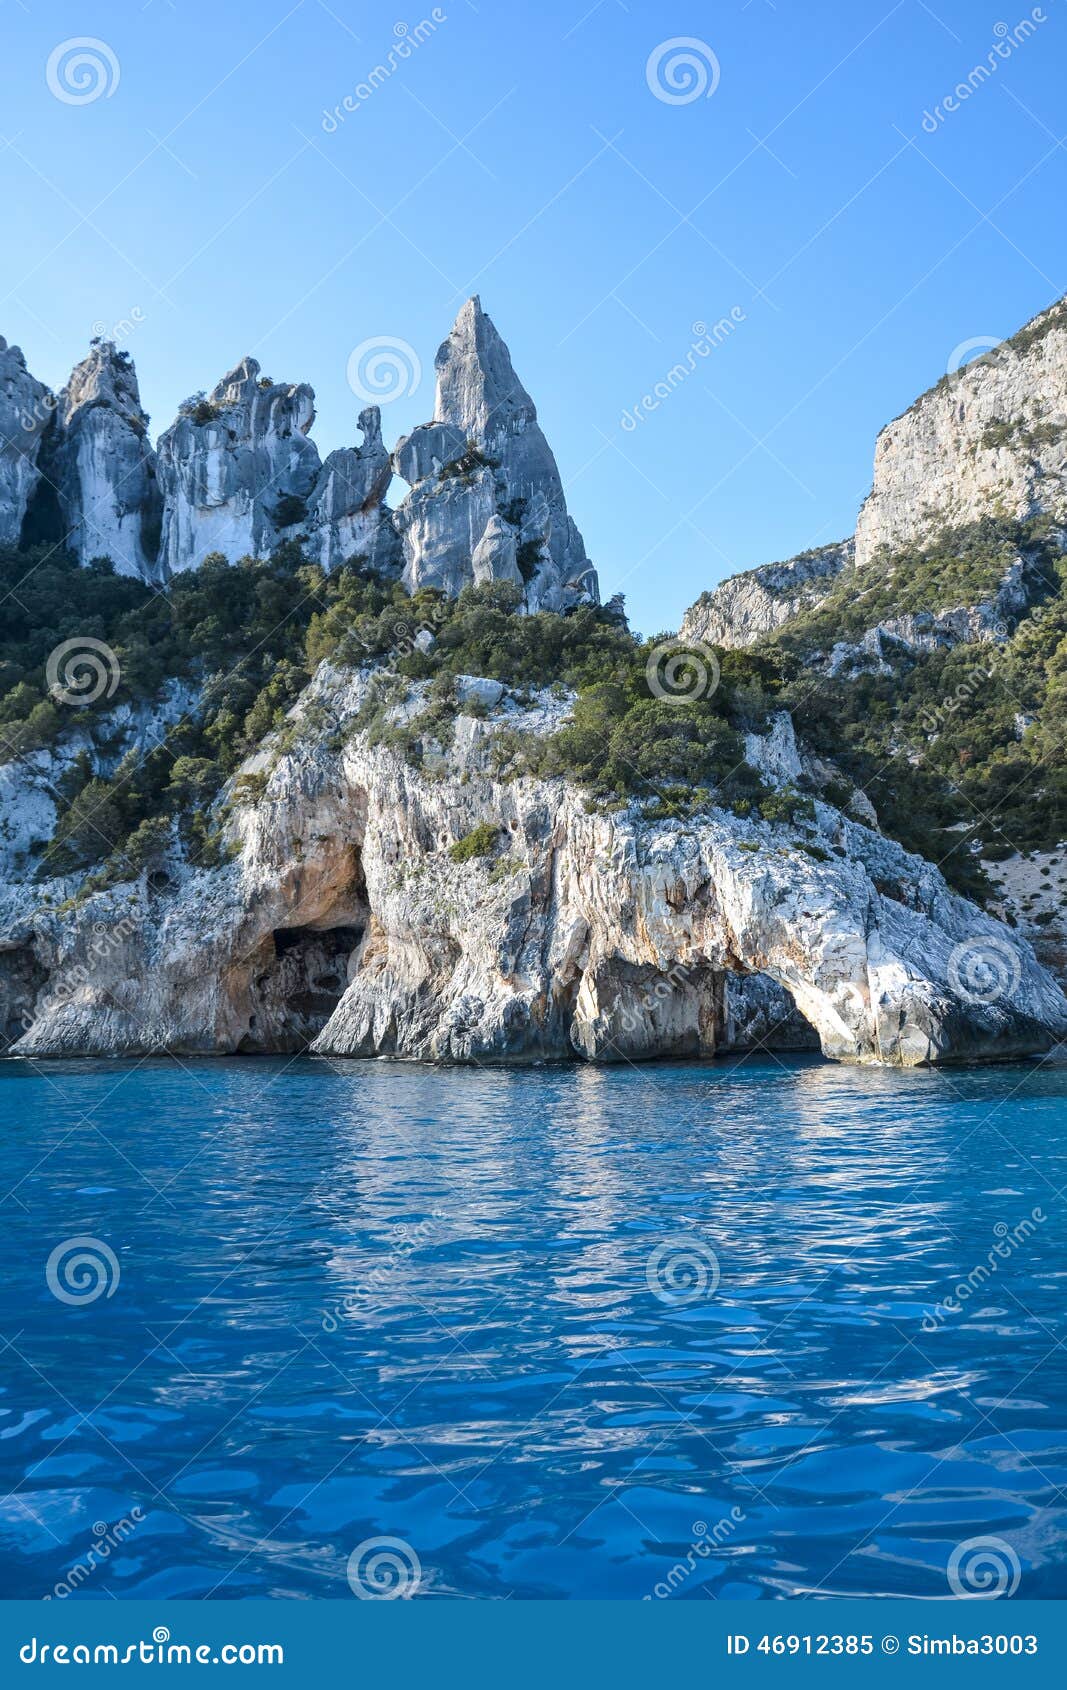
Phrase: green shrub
[{"left": 449, "top": 822, "right": 500, "bottom": 863}]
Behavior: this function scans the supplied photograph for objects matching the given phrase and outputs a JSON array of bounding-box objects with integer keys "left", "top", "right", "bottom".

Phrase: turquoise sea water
[{"left": 0, "top": 1054, "right": 1065, "bottom": 1600}]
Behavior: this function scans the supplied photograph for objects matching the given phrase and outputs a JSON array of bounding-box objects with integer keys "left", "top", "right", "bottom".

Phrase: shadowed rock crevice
[
  {"left": 236, "top": 923, "right": 365, "bottom": 1053},
  {"left": 0, "top": 943, "right": 48, "bottom": 1050}
]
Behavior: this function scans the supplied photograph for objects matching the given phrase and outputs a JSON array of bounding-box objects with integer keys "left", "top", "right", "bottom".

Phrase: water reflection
[{"left": 0, "top": 1054, "right": 1065, "bottom": 1597}]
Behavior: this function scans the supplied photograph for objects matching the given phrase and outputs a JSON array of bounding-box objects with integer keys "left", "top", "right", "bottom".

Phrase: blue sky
[{"left": 3, "top": 0, "right": 1065, "bottom": 633}]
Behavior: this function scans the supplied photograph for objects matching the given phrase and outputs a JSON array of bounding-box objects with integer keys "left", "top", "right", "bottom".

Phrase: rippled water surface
[{"left": 1, "top": 1054, "right": 1066, "bottom": 1599}]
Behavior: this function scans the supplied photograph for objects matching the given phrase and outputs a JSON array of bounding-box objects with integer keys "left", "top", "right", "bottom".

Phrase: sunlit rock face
[
  {"left": 304, "top": 406, "right": 401, "bottom": 577},
  {"left": 49, "top": 341, "right": 162, "bottom": 581},
  {"left": 681, "top": 542, "right": 852, "bottom": 650},
  {"left": 155, "top": 357, "right": 321, "bottom": 574},
  {"left": 392, "top": 297, "right": 599, "bottom": 610},
  {"left": 0, "top": 336, "right": 53, "bottom": 548},
  {"left": 855, "top": 298, "right": 1067, "bottom": 566},
  {"left": 4, "top": 668, "right": 1064, "bottom": 1068},
  {"left": 4, "top": 300, "right": 601, "bottom": 604}
]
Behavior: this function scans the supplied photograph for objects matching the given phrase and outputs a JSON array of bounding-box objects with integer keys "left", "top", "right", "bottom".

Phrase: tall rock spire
[
  {"left": 0, "top": 337, "right": 53, "bottom": 549},
  {"left": 433, "top": 294, "right": 537, "bottom": 437},
  {"left": 304, "top": 405, "right": 400, "bottom": 576},
  {"left": 50, "top": 341, "right": 161, "bottom": 580},
  {"left": 392, "top": 298, "right": 598, "bottom": 610}
]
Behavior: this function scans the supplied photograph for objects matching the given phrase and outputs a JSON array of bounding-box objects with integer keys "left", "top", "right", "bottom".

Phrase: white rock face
[
  {"left": 304, "top": 405, "right": 400, "bottom": 576},
  {"left": 51, "top": 342, "right": 161, "bottom": 580},
  {"left": 681, "top": 542, "right": 852, "bottom": 649},
  {"left": 855, "top": 299, "right": 1067, "bottom": 566},
  {"left": 156, "top": 357, "right": 321, "bottom": 573},
  {"left": 393, "top": 298, "right": 599, "bottom": 610},
  {"left": 4, "top": 301, "right": 600, "bottom": 605},
  {"left": 0, "top": 336, "right": 53, "bottom": 547},
  {"left": 3, "top": 665, "right": 1063, "bottom": 1066}
]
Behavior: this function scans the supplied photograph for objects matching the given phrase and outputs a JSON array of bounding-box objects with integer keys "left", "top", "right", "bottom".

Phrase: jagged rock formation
[
  {"left": 2, "top": 669, "right": 1063, "bottom": 1066},
  {"left": 304, "top": 406, "right": 400, "bottom": 576},
  {"left": 155, "top": 358, "right": 321, "bottom": 574},
  {"left": 855, "top": 298, "right": 1067, "bottom": 567},
  {"left": 0, "top": 303, "right": 601, "bottom": 608},
  {"left": 47, "top": 342, "right": 161, "bottom": 580},
  {"left": 0, "top": 337, "right": 52, "bottom": 548},
  {"left": 392, "top": 298, "right": 598, "bottom": 610},
  {"left": 682, "top": 541, "right": 852, "bottom": 650}
]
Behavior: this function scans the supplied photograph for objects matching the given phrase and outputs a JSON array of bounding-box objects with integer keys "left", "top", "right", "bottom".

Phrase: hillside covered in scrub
[{"left": 1, "top": 295, "right": 1066, "bottom": 1067}]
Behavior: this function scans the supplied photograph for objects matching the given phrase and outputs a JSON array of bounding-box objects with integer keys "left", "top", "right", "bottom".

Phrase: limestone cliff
[
  {"left": 0, "top": 302, "right": 601, "bottom": 606},
  {"left": 2, "top": 666, "right": 1062, "bottom": 1066},
  {"left": 155, "top": 358, "right": 321, "bottom": 573},
  {"left": 0, "top": 337, "right": 52, "bottom": 548},
  {"left": 683, "top": 293, "right": 1067, "bottom": 647},
  {"left": 681, "top": 542, "right": 852, "bottom": 650},
  {"left": 855, "top": 299, "right": 1067, "bottom": 566},
  {"left": 48, "top": 341, "right": 161, "bottom": 580},
  {"left": 393, "top": 298, "right": 598, "bottom": 609},
  {"left": 304, "top": 406, "right": 400, "bottom": 577}
]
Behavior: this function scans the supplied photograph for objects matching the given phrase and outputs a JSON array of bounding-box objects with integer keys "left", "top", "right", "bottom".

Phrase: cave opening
[{"left": 237, "top": 923, "right": 365, "bottom": 1053}]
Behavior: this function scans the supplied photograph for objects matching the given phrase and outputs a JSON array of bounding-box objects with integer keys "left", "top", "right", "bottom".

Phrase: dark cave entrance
[
  {"left": 0, "top": 944, "right": 48, "bottom": 1051},
  {"left": 238, "top": 923, "right": 365, "bottom": 1053}
]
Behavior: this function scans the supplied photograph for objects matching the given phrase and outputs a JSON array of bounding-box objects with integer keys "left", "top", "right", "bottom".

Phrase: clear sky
[{"left": 3, "top": 0, "right": 1065, "bottom": 634}]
